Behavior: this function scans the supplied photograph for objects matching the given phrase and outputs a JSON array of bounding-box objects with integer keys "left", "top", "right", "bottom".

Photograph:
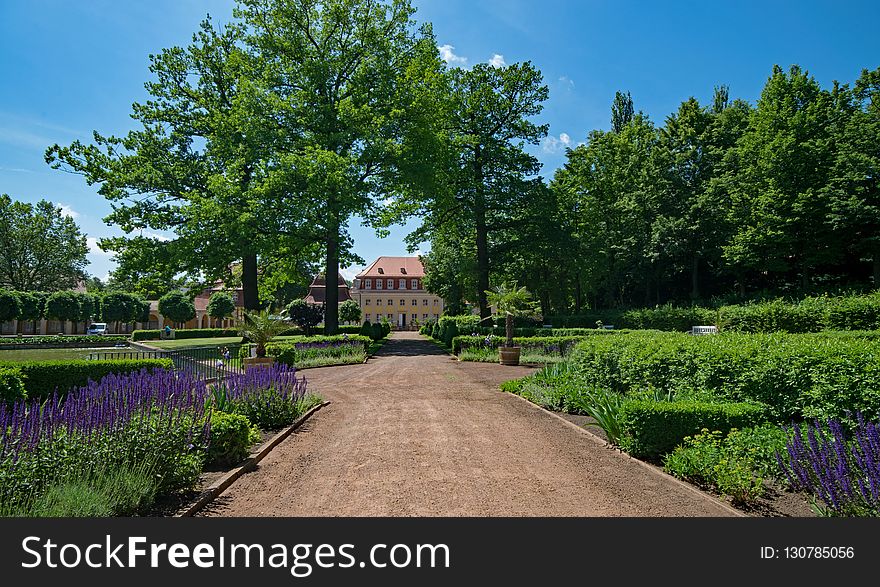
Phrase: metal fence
[{"left": 88, "top": 344, "right": 246, "bottom": 381}]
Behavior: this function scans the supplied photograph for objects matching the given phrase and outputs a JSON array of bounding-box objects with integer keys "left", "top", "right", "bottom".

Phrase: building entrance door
[{"left": 398, "top": 313, "right": 406, "bottom": 329}]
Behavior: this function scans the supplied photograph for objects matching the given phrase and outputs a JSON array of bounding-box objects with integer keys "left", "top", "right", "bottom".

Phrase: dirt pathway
[{"left": 200, "top": 332, "right": 738, "bottom": 517}]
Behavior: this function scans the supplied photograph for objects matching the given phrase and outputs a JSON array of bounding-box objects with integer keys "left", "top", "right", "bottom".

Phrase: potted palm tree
[
  {"left": 238, "top": 309, "right": 289, "bottom": 368},
  {"left": 485, "top": 282, "right": 540, "bottom": 366}
]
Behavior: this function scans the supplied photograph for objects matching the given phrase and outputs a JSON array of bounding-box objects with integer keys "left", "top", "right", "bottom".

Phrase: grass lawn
[{"left": 0, "top": 347, "right": 133, "bottom": 362}]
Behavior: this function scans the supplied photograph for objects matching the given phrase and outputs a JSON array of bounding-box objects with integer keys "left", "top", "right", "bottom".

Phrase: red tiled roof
[{"left": 355, "top": 256, "right": 425, "bottom": 279}]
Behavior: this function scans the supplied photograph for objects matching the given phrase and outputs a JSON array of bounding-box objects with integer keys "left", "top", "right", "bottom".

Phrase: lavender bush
[
  {"left": 212, "top": 363, "right": 318, "bottom": 430},
  {"left": 0, "top": 368, "right": 211, "bottom": 513},
  {"left": 777, "top": 413, "right": 880, "bottom": 516}
]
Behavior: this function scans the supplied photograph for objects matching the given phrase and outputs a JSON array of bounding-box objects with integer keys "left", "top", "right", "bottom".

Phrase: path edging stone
[
  {"left": 503, "top": 390, "right": 746, "bottom": 517},
  {"left": 175, "top": 400, "right": 330, "bottom": 517}
]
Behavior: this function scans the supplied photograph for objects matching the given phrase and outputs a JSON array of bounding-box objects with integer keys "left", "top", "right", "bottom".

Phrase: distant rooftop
[{"left": 356, "top": 257, "right": 425, "bottom": 279}]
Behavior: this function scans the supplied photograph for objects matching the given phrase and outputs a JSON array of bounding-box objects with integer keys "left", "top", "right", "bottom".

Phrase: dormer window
[
  {"left": 377, "top": 267, "right": 384, "bottom": 274},
  {"left": 400, "top": 268, "right": 407, "bottom": 274}
]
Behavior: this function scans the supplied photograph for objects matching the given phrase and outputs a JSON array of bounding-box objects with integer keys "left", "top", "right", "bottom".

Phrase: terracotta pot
[
  {"left": 499, "top": 346, "right": 521, "bottom": 366},
  {"left": 243, "top": 356, "right": 275, "bottom": 369}
]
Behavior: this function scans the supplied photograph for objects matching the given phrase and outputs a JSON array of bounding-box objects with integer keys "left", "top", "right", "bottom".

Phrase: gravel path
[{"left": 200, "top": 332, "right": 739, "bottom": 517}]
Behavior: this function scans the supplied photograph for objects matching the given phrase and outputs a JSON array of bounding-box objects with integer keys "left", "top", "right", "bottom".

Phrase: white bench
[{"left": 690, "top": 325, "right": 718, "bottom": 336}]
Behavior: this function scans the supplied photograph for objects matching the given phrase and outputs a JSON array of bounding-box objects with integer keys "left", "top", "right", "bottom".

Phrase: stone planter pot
[
  {"left": 499, "top": 346, "right": 521, "bottom": 366},
  {"left": 243, "top": 356, "right": 275, "bottom": 369}
]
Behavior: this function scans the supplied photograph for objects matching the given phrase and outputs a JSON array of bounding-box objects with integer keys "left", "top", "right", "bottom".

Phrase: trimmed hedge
[
  {"left": 544, "top": 293, "right": 880, "bottom": 333},
  {"left": 568, "top": 331, "right": 880, "bottom": 422},
  {"left": 0, "top": 366, "right": 26, "bottom": 404},
  {"left": 618, "top": 400, "right": 768, "bottom": 459},
  {"left": 0, "top": 359, "right": 174, "bottom": 401},
  {"left": 0, "top": 335, "right": 130, "bottom": 348},
  {"left": 132, "top": 328, "right": 240, "bottom": 341},
  {"left": 453, "top": 335, "right": 594, "bottom": 355},
  {"left": 265, "top": 335, "right": 373, "bottom": 364}
]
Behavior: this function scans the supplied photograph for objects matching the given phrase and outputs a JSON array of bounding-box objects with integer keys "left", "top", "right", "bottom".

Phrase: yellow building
[{"left": 351, "top": 257, "right": 444, "bottom": 329}]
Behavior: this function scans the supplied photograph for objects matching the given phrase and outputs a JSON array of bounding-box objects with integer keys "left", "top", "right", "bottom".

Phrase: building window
[
  {"left": 365, "top": 298, "right": 371, "bottom": 305},
  {"left": 411, "top": 279, "right": 418, "bottom": 289},
  {"left": 423, "top": 299, "right": 428, "bottom": 306},
  {"left": 383, "top": 279, "right": 391, "bottom": 289},
  {"left": 433, "top": 299, "right": 438, "bottom": 305},
  {"left": 399, "top": 278, "right": 406, "bottom": 289},
  {"left": 387, "top": 313, "right": 393, "bottom": 320},
  {"left": 365, "top": 279, "right": 372, "bottom": 289},
  {"left": 387, "top": 299, "right": 393, "bottom": 306},
  {"left": 365, "top": 313, "right": 372, "bottom": 321},
  {"left": 411, "top": 299, "right": 418, "bottom": 306},
  {"left": 423, "top": 313, "right": 428, "bottom": 319},
  {"left": 399, "top": 299, "right": 405, "bottom": 306}
]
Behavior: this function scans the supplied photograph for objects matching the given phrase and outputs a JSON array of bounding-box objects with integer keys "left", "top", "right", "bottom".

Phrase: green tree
[
  {"left": 45, "top": 291, "right": 82, "bottom": 334},
  {"left": 16, "top": 291, "right": 44, "bottom": 334},
  {"left": 339, "top": 299, "right": 362, "bottom": 325},
  {"left": 238, "top": 309, "right": 288, "bottom": 357},
  {"left": 611, "top": 90, "right": 635, "bottom": 133},
  {"left": 0, "top": 195, "right": 89, "bottom": 291},
  {"left": 287, "top": 299, "right": 324, "bottom": 335},
  {"left": 158, "top": 291, "right": 196, "bottom": 327},
  {"left": 411, "top": 61, "right": 549, "bottom": 320},
  {"left": 102, "top": 291, "right": 144, "bottom": 332},
  {"left": 485, "top": 282, "right": 539, "bottom": 348},
  {"left": 724, "top": 65, "right": 840, "bottom": 290},
  {"left": 0, "top": 290, "right": 21, "bottom": 323},
  {"left": 206, "top": 291, "right": 236, "bottom": 327},
  {"left": 237, "top": 0, "right": 445, "bottom": 333}
]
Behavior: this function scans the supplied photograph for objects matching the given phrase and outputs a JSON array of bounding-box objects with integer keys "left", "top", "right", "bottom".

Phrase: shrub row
[
  {"left": 0, "top": 334, "right": 130, "bottom": 348},
  {"left": 359, "top": 320, "right": 391, "bottom": 341},
  {"left": 543, "top": 293, "right": 880, "bottom": 333},
  {"left": 0, "top": 358, "right": 173, "bottom": 402},
  {"left": 132, "top": 328, "right": 240, "bottom": 341},
  {"left": 568, "top": 331, "right": 880, "bottom": 422},
  {"left": 265, "top": 335, "right": 373, "bottom": 366},
  {"left": 617, "top": 400, "right": 768, "bottom": 459},
  {"left": 452, "top": 335, "right": 590, "bottom": 355}
]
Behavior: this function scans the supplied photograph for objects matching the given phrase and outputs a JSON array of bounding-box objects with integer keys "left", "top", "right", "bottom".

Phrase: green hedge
[
  {"left": 206, "top": 411, "right": 259, "bottom": 467},
  {"left": 452, "top": 335, "right": 596, "bottom": 355},
  {"left": 0, "top": 366, "right": 26, "bottom": 404},
  {"left": 618, "top": 400, "right": 768, "bottom": 459},
  {"left": 0, "top": 359, "right": 174, "bottom": 401},
  {"left": 544, "top": 293, "right": 880, "bottom": 333},
  {"left": 132, "top": 328, "right": 240, "bottom": 341},
  {"left": 0, "top": 335, "right": 130, "bottom": 347},
  {"left": 568, "top": 331, "right": 880, "bottom": 422}
]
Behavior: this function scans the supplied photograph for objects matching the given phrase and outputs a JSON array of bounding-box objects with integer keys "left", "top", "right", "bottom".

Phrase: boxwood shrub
[
  {"left": 206, "top": 411, "right": 260, "bottom": 467},
  {"left": 0, "top": 358, "right": 174, "bottom": 401},
  {"left": 618, "top": 400, "right": 768, "bottom": 459},
  {"left": 568, "top": 331, "right": 880, "bottom": 422},
  {"left": 0, "top": 366, "right": 26, "bottom": 404},
  {"left": 0, "top": 335, "right": 129, "bottom": 348},
  {"left": 132, "top": 328, "right": 240, "bottom": 341}
]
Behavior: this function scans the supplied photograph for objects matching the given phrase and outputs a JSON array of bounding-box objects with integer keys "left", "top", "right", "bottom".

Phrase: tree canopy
[{"left": 0, "top": 195, "right": 89, "bottom": 292}]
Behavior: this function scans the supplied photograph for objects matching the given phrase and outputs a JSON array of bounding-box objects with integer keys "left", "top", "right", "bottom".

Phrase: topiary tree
[
  {"left": 207, "top": 291, "right": 236, "bottom": 328},
  {"left": 359, "top": 319, "right": 372, "bottom": 337},
  {"left": 0, "top": 290, "right": 21, "bottom": 323},
  {"left": 339, "top": 299, "right": 362, "bottom": 325},
  {"left": 16, "top": 291, "right": 43, "bottom": 334},
  {"left": 102, "top": 291, "right": 144, "bottom": 333},
  {"left": 287, "top": 299, "right": 324, "bottom": 335},
  {"left": 158, "top": 291, "right": 196, "bottom": 328},
  {"left": 45, "top": 291, "right": 82, "bottom": 334},
  {"left": 369, "top": 321, "right": 384, "bottom": 341}
]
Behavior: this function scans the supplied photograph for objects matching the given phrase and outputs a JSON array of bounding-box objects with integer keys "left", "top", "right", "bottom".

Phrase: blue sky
[{"left": 1, "top": 0, "right": 879, "bottom": 281}]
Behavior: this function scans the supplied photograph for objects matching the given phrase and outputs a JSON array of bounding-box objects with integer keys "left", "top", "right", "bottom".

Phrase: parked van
[{"left": 87, "top": 322, "right": 108, "bottom": 335}]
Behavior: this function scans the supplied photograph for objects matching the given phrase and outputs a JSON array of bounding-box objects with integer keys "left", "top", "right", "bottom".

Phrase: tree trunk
[
  {"left": 506, "top": 313, "right": 514, "bottom": 347},
  {"left": 242, "top": 253, "right": 260, "bottom": 311},
  {"left": 474, "top": 149, "right": 490, "bottom": 321},
  {"left": 691, "top": 254, "right": 700, "bottom": 300},
  {"left": 324, "top": 214, "right": 340, "bottom": 335}
]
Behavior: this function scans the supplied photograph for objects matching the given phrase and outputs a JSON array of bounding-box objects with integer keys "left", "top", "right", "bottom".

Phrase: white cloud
[
  {"left": 488, "top": 54, "right": 506, "bottom": 68},
  {"left": 56, "top": 203, "right": 80, "bottom": 219},
  {"left": 438, "top": 44, "right": 467, "bottom": 67},
  {"left": 541, "top": 132, "right": 573, "bottom": 154},
  {"left": 141, "top": 230, "right": 171, "bottom": 242},
  {"left": 340, "top": 266, "right": 360, "bottom": 281},
  {"left": 87, "top": 237, "right": 112, "bottom": 257},
  {"left": 0, "top": 166, "right": 33, "bottom": 174},
  {"left": 559, "top": 75, "right": 575, "bottom": 89}
]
